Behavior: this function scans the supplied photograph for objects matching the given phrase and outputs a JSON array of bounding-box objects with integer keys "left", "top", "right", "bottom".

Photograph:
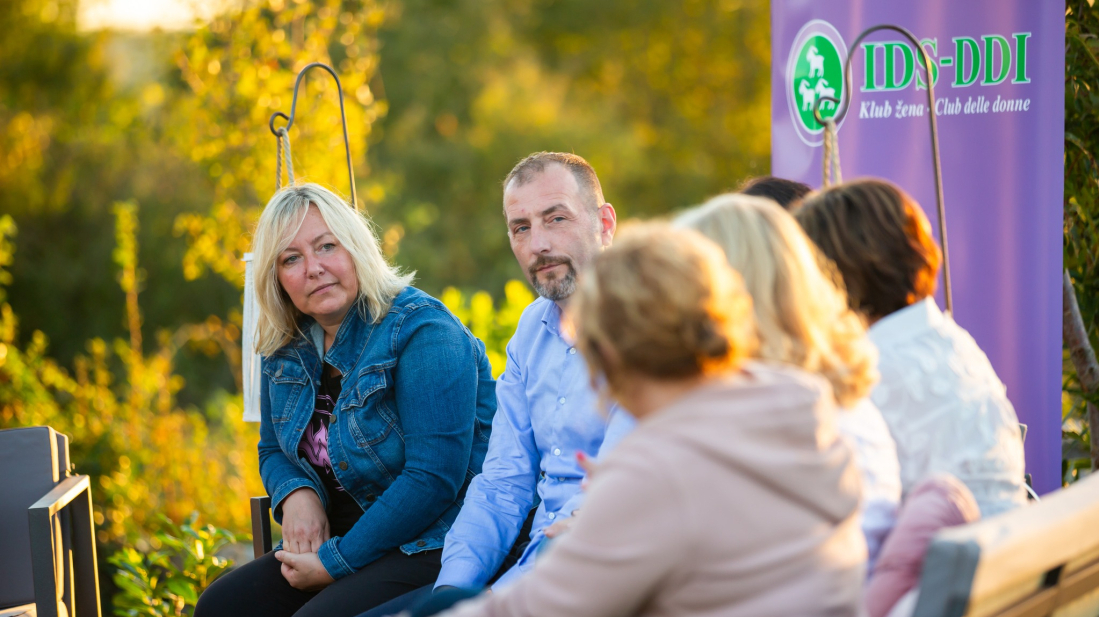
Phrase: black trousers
[
  {"left": 355, "top": 509, "right": 537, "bottom": 617},
  {"left": 194, "top": 548, "right": 441, "bottom": 617}
]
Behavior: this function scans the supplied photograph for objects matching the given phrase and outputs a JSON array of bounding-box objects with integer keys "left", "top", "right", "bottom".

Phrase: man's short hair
[
  {"left": 504, "top": 152, "right": 605, "bottom": 210},
  {"left": 737, "top": 176, "right": 813, "bottom": 210},
  {"left": 795, "top": 178, "right": 942, "bottom": 321}
]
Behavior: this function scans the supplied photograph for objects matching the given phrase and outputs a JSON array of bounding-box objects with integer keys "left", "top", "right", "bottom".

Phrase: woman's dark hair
[
  {"left": 737, "top": 176, "right": 813, "bottom": 210},
  {"left": 795, "top": 179, "right": 942, "bottom": 321}
]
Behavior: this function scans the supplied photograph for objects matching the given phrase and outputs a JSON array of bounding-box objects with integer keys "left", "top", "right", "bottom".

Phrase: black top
[{"left": 297, "top": 363, "right": 364, "bottom": 537}]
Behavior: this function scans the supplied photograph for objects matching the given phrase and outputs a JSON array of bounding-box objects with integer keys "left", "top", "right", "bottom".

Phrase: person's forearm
[
  {"left": 258, "top": 435, "right": 323, "bottom": 520},
  {"left": 258, "top": 366, "right": 324, "bottom": 521},
  {"left": 437, "top": 318, "right": 541, "bottom": 588},
  {"left": 596, "top": 407, "right": 636, "bottom": 460},
  {"left": 442, "top": 458, "right": 685, "bottom": 617},
  {"left": 437, "top": 472, "right": 537, "bottom": 588},
  {"left": 320, "top": 452, "right": 468, "bottom": 577}
]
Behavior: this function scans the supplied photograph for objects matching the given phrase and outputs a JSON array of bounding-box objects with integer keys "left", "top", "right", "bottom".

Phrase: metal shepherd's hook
[
  {"left": 268, "top": 62, "right": 359, "bottom": 210},
  {"left": 242, "top": 62, "right": 360, "bottom": 423},
  {"left": 811, "top": 25, "right": 952, "bottom": 315}
]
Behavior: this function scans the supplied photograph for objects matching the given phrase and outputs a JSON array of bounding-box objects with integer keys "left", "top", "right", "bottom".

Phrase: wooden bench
[{"left": 912, "top": 472, "right": 1099, "bottom": 616}]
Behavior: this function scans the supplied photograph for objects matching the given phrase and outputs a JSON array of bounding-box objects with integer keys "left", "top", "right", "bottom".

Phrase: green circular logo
[{"left": 786, "top": 21, "right": 847, "bottom": 146}]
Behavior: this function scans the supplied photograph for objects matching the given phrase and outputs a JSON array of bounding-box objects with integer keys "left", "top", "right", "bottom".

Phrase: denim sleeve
[
  {"left": 257, "top": 361, "right": 323, "bottom": 523},
  {"left": 317, "top": 307, "right": 479, "bottom": 579},
  {"left": 435, "top": 336, "right": 540, "bottom": 589},
  {"left": 557, "top": 406, "right": 636, "bottom": 518}
]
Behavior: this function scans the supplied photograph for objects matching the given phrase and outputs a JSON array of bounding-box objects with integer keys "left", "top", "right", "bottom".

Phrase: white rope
[
  {"left": 275, "top": 127, "right": 295, "bottom": 188},
  {"left": 246, "top": 127, "right": 297, "bottom": 422},
  {"left": 822, "top": 120, "right": 843, "bottom": 187}
]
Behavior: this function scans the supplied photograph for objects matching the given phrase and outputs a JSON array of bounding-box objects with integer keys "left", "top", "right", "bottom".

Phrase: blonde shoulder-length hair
[
  {"left": 674, "top": 193, "right": 877, "bottom": 407},
  {"left": 251, "top": 182, "right": 413, "bottom": 356}
]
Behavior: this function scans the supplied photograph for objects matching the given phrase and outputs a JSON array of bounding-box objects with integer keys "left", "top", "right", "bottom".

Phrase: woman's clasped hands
[{"left": 275, "top": 488, "right": 335, "bottom": 591}]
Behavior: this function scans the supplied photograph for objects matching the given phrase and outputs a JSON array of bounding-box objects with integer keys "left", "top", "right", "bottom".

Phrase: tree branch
[{"left": 1064, "top": 268, "right": 1099, "bottom": 469}]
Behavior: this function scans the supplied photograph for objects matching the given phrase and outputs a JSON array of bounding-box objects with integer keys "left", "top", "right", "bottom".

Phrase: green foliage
[
  {"left": 109, "top": 513, "right": 244, "bottom": 617},
  {"left": 364, "top": 0, "right": 771, "bottom": 295},
  {"left": 0, "top": 215, "right": 14, "bottom": 303},
  {"left": 0, "top": 203, "right": 264, "bottom": 550},
  {"left": 169, "top": 0, "right": 388, "bottom": 286},
  {"left": 2, "top": 0, "right": 773, "bottom": 404},
  {"left": 1, "top": 0, "right": 241, "bottom": 395},
  {"left": 161, "top": 0, "right": 771, "bottom": 298},
  {"left": 1064, "top": 1, "right": 1099, "bottom": 482}
]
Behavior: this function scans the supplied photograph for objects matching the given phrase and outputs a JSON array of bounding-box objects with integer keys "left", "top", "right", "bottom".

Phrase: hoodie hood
[{"left": 644, "top": 361, "right": 862, "bottom": 524}]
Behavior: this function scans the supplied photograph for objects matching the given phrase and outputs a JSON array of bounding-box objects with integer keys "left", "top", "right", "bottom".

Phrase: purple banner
[{"left": 772, "top": 1, "right": 1065, "bottom": 494}]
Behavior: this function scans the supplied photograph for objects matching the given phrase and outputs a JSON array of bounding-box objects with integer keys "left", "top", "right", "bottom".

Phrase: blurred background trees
[
  {"left": 365, "top": 0, "right": 770, "bottom": 292},
  {"left": 1064, "top": 1, "right": 1099, "bottom": 482},
  {"left": 0, "top": 0, "right": 770, "bottom": 608},
  {"left": 1, "top": 0, "right": 771, "bottom": 411},
  {"left": 1, "top": 0, "right": 1092, "bottom": 609}
]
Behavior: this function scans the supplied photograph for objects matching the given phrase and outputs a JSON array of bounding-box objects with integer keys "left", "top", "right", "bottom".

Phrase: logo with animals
[{"left": 786, "top": 20, "right": 847, "bottom": 146}]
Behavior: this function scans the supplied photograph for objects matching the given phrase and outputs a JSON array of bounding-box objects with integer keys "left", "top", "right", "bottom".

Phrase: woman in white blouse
[
  {"left": 676, "top": 193, "right": 901, "bottom": 569},
  {"left": 796, "top": 178, "right": 1026, "bottom": 518}
]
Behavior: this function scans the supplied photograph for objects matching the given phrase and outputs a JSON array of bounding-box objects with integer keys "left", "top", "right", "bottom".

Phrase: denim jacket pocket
[
  {"left": 263, "top": 357, "right": 309, "bottom": 423},
  {"left": 345, "top": 366, "right": 396, "bottom": 447}
]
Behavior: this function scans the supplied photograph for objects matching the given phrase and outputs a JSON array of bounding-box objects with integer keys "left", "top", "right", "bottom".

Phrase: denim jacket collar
[{"left": 285, "top": 301, "right": 377, "bottom": 382}]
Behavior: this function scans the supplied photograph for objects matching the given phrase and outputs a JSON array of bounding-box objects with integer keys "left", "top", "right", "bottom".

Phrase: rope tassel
[
  {"left": 275, "top": 128, "right": 295, "bottom": 189},
  {"left": 822, "top": 120, "right": 842, "bottom": 187}
]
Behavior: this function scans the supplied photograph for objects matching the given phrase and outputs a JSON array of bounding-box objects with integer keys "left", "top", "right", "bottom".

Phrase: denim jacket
[{"left": 258, "top": 286, "right": 496, "bottom": 580}]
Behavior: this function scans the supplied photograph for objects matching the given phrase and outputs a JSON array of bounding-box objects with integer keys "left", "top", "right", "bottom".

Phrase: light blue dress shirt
[{"left": 436, "top": 296, "right": 635, "bottom": 590}]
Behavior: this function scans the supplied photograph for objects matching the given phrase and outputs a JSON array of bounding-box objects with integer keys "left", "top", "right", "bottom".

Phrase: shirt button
[
  {"left": 548, "top": 512, "right": 556, "bottom": 520},
  {"left": 553, "top": 448, "right": 562, "bottom": 456},
  {"left": 365, "top": 494, "right": 376, "bottom": 503},
  {"left": 416, "top": 540, "right": 427, "bottom": 547},
  {"left": 338, "top": 461, "right": 348, "bottom": 470},
  {"left": 568, "top": 347, "right": 576, "bottom": 355},
  {"left": 558, "top": 397, "right": 566, "bottom": 405}
]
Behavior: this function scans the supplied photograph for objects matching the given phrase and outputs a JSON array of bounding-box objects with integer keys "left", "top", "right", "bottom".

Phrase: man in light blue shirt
[
  {"left": 354, "top": 152, "right": 633, "bottom": 617},
  {"left": 436, "top": 151, "right": 634, "bottom": 589}
]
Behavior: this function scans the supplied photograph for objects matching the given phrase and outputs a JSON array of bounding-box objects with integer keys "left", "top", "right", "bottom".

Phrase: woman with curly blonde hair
[{"left": 676, "top": 193, "right": 901, "bottom": 568}]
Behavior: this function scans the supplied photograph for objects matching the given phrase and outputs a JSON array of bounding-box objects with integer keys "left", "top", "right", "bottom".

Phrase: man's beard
[{"left": 528, "top": 255, "right": 577, "bottom": 302}]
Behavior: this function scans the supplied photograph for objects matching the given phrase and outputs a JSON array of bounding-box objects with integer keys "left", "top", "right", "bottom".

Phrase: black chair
[
  {"left": 0, "top": 426, "right": 101, "bottom": 617},
  {"left": 911, "top": 471, "right": 1099, "bottom": 616},
  {"left": 250, "top": 496, "right": 273, "bottom": 559}
]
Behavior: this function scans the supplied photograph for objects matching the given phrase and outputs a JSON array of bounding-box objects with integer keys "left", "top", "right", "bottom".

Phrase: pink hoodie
[
  {"left": 864, "top": 474, "right": 981, "bottom": 617},
  {"left": 441, "top": 362, "right": 867, "bottom": 617}
]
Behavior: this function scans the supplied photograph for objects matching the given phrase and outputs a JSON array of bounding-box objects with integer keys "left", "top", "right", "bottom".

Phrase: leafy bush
[
  {"left": 0, "top": 207, "right": 264, "bottom": 549},
  {"left": 109, "top": 513, "right": 244, "bottom": 617},
  {"left": 1064, "top": 2, "right": 1099, "bottom": 482}
]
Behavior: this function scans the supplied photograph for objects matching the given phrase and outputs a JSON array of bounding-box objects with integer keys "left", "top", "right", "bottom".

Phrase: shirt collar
[
  {"left": 308, "top": 321, "right": 325, "bottom": 357},
  {"left": 538, "top": 298, "right": 579, "bottom": 345},
  {"left": 868, "top": 297, "right": 945, "bottom": 348},
  {"left": 540, "top": 298, "right": 562, "bottom": 337}
]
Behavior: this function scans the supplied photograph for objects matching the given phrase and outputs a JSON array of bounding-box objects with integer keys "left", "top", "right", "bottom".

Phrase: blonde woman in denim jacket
[{"left": 195, "top": 184, "right": 496, "bottom": 617}]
